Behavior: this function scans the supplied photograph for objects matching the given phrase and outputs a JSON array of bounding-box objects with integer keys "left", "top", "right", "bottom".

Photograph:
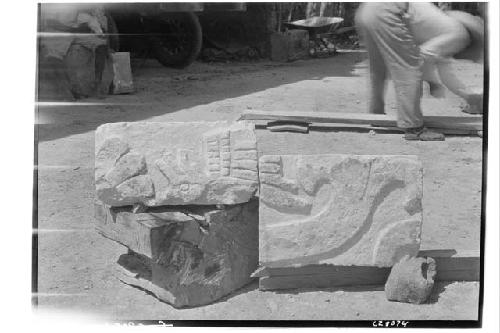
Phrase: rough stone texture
[
  {"left": 95, "top": 121, "right": 258, "bottom": 206},
  {"left": 65, "top": 41, "right": 113, "bottom": 98},
  {"left": 385, "top": 255, "right": 437, "bottom": 304},
  {"left": 95, "top": 200, "right": 259, "bottom": 308},
  {"left": 259, "top": 154, "right": 423, "bottom": 268}
]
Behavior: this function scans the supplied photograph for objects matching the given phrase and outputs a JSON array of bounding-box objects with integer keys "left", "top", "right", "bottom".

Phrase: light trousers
[{"left": 356, "top": 2, "right": 424, "bottom": 128}]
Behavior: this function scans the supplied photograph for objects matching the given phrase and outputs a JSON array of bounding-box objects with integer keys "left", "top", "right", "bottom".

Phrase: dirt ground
[{"left": 36, "top": 51, "right": 483, "bottom": 321}]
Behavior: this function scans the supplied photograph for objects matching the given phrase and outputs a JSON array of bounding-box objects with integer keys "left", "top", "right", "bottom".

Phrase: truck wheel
[{"left": 150, "top": 12, "right": 202, "bottom": 68}]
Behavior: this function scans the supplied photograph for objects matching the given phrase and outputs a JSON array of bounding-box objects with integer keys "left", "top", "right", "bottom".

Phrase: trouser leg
[
  {"left": 356, "top": 21, "right": 388, "bottom": 114},
  {"left": 356, "top": 3, "right": 423, "bottom": 129}
]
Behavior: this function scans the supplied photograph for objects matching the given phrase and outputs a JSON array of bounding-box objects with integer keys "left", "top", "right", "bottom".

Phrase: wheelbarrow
[{"left": 284, "top": 16, "right": 344, "bottom": 57}]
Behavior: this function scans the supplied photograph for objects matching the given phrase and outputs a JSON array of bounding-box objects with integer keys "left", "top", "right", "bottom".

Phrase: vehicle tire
[
  {"left": 106, "top": 14, "right": 120, "bottom": 52},
  {"left": 150, "top": 12, "right": 202, "bottom": 68}
]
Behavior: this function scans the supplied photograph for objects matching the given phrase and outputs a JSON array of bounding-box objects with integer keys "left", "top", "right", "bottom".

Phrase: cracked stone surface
[
  {"left": 259, "top": 154, "right": 423, "bottom": 268},
  {"left": 95, "top": 121, "right": 258, "bottom": 206},
  {"left": 95, "top": 200, "right": 259, "bottom": 308}
]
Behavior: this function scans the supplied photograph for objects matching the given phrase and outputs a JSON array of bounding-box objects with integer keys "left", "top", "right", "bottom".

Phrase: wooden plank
[
  {"left": 253, "top": 120, "right": 480, "bottom": 136},
  {"left": 259, "top": 269, "right": 389, "bottom": 291},
  {"left": 240, "top": 110, "right": 482, "bottom": 132},
  {"left": 256, "top": 249, "right": 479, "bottom": 290},
  {"left": 419, "top": 249, "right": 480, "bottom": 282},
  {"left": 266, "top": 121, "right": 310, "bottom": 133},
  {"left": 254, "top": 249, "right": 479, "bottom": 277}
]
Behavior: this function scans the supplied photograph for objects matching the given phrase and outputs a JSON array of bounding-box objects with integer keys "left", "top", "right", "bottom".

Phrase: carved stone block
[
  {"left": 258, "top": 154, "right": 423, "bottom": 268},
  {"left": 95, "top": 200, "right": 259, "bottom": 308},
  {"left": 95, "top": 121, "right": 258, "bottom": 206}
]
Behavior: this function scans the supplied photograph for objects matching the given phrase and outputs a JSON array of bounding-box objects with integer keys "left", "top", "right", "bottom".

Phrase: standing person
[{"left": 355, "top": 2, "right": 484, "bottom": 141}]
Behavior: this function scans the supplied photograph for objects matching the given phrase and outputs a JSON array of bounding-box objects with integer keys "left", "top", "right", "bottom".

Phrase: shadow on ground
[
  {"left": 36, "top": 52, "right": 365, "bottom": 142},
  {"left": 119, "top": 278, "right": 260, "bottom": 310}
]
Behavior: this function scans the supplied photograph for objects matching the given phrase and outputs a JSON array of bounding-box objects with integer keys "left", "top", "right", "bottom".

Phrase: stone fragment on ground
[
  {"left": 111, "top": 52, "right": 134, "bottom": 94},
  {"left": 95, "top": 121, "right": 258, "bottom": 206},
  {"left": 258, "top": 154, "right": 423, "bottom": 268},
  {"left": 95, "top": 200, "right": 259, "bottom": 308},
  {"left": 65, "top": 42, "right": 113, "bottom": 98},
  {"left": 385, "top": 255, "right": 437, "bottom": 304}
]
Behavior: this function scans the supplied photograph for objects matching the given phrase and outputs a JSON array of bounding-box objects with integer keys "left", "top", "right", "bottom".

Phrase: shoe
[{"left": 404, "top": 127, "right": 445, "bottom": 141}]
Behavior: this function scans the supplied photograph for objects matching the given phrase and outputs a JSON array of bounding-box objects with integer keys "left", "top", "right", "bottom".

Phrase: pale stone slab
[
  {"left": 95, "top": 121, "right": 258, "bottom": 206},
  {"left": 97, "top": 201, "right": 259, "bottom": 308},
  {"left": 258, "top": 154, "right": 423, "bottom": 268}
]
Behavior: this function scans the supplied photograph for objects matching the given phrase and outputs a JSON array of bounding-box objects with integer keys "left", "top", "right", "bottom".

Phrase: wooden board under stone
[
  {"left": 256, "top": 249, "right": 479, "bottom": 291},
  {"left": 259, "top": 270, "right": 389, "bottom": 291},
  {"left": 419, "top": 249, "right": 480, "bottom": 282}
]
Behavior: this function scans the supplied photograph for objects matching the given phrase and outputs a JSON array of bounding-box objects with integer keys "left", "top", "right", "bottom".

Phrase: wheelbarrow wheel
[{"left": 150, "top": 12, "right": 202, "bottom": 69}]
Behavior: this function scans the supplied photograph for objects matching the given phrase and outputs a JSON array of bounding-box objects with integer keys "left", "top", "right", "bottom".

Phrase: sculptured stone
[
  {"left": 258, "top": 154, "right": 423, "bottom": 268},
  {"left": 95, "top": 121, "right": 258, "bottom": 206}
]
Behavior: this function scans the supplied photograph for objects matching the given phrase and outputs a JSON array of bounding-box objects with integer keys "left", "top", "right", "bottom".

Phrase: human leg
[
  {"left": 422, "top": 61, "right": 446, "bottom": 98},
  {"left": 356, "top": 9, "right": 387, "bottom": 114},
  {"left": 356, "top": 2, "right": 424, "bottom": 129},
  {"left": 436, "top": 59, "right": 483, "bottom": 113},
  {"left": 420, "top": 25, "right": 482, "bottom": 112},
  {"left": 356, "top": 3, "right": 444, "bottom": 140}
]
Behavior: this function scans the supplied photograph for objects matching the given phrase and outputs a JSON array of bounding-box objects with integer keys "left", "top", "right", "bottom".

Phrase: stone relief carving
[{"left": 259, "top": 154, "right": 423, "bottom": 268}]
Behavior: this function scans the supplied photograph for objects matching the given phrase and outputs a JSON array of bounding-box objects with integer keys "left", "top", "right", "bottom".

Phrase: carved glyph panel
[{"left": 95, "top": 121, "right": 258, "bottom": 206}]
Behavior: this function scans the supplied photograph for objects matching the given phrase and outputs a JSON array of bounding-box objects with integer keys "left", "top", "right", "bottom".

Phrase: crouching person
[{"left": 355, "top": 2, "right": 484, "bottom": 141}]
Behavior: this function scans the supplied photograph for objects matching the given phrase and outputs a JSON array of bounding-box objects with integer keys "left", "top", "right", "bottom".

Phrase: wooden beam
[
  {"left": 240, "top": 110, "right": 483, "bottom": 133},
  {"left": 418, "top": 249, "right": 480, "bottom": 282},
  {"left": 266, "top": 121, "right": 310, "bottom": 133},
  {"left": 256, "top": 249, "right": 480, "bottom": 290},
  {"left": 253, "top": 121, "right": 480, "bottom": 135},
  {"left": 259, "top": 267, "right": 390, "bottom": 290}
]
